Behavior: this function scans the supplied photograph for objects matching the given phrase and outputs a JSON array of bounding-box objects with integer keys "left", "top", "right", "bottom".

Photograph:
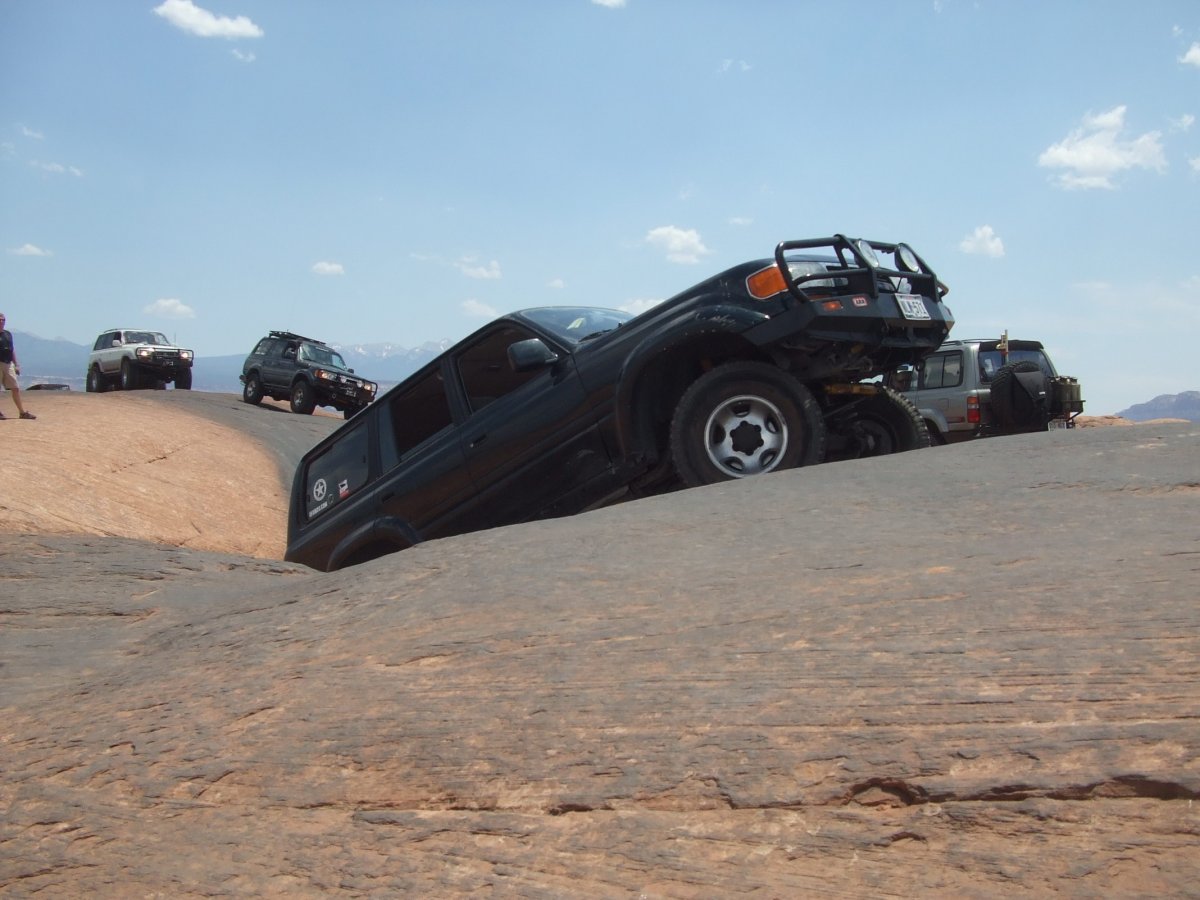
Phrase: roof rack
[{"left": 269, "top": 330, "right": 327, "bottom": 345}]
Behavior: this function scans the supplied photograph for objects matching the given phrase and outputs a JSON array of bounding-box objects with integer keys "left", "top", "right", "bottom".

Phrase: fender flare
[
  {"left": 610, "top": 302, "right": 768, "bottom": 459},
  {"left": 327, "top": 516, "right": 422, "bottom": 571}
]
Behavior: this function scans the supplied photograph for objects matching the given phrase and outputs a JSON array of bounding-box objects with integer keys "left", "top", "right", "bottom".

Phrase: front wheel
[
  {"left": 174, "top": 369, "right": 192, "bottom": 390},
  {"left": 823, "top": 387, "right": 930, "bottom": 462},
  {"left": 290, "top": 380, "right": 316, "bottom": 415},
  {"left": 120, "top": 358, "right": 141, "bottom": 391},
  {"left": 669, "top": 361, "right": 825, "bottom": 487}
]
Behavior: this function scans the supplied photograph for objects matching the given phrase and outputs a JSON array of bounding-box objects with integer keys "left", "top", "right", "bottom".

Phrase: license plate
[
  {"left": 1047, "top": 419, "right": 1070, "bottom": 430},
  {"left": 896, "top": 294, "right": 931, "bottom": 321}
]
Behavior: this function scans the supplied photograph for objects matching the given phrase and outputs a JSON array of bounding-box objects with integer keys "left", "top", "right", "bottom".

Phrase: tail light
[{"left": 967, "top": 395, "right": 981, "bottom": 424}]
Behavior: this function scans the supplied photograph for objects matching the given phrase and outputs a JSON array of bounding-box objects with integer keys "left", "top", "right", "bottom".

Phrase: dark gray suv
[{"left": 240, "top": 331, "right": 377, "bottom": 418}]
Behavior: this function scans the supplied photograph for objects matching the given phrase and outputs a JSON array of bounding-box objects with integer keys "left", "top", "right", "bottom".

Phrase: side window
[
  {"left": 379, "top": 368, "right": 454, "bottom": 471},
  {"left": 920, "top": 354, "right": 946, "bottom": 390},
  {"left": 941, "top": 351, "right": 963, "bottom": 388},
  {"left": 94, "top": 332, "right": 113, "bottom": 351},
  {"left": 455, "top": 326, "right": 543, "bottom": 413},
  {"left": 304, "top": 423, "right": 370, "bottom": 520},
  {"left": 252, "top": 338, "right": 274, "bottom": 356}
]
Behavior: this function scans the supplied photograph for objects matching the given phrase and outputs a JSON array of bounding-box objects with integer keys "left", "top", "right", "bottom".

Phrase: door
[{"left": 451, "top": 324, "right": 612, "bottom": 528}]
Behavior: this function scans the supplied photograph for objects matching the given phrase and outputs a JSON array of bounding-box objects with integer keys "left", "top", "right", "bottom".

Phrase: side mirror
[{"left": 508, "top": 338, "right": 558, "bottom": 373}]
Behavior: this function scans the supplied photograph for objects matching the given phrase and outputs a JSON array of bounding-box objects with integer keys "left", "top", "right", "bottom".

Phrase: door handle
[{"left": 468, "top": 433, "right": 488, "bottom": 448}]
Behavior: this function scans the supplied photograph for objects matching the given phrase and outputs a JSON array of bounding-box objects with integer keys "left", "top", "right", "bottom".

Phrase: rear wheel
[
  {"left": 290, "top": 380, "right": 316, "bottom": 415},
  {"left": 824, "top": 387, "right": 929, "bottom": 462},
  {"left": 242, "top": 373, "right": 263, "bottom": 405},
  {"left": 990, "top": 361, "right": 1048, "bottom": 433},
  {"left": 669, "top": 361, "right": 825, "bottom": 487},
  {"left": 86, "top": 365, "right": 107, "bottom": 393},
  {"left": 120, "top": 359, "right": 141, "bottom": 391}
]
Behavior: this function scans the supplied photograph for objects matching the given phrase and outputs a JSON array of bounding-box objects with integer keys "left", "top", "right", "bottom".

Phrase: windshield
[
  {"left": 299, "top": 342, "right": 348, "bottom": 369},
  {"left": 520, "top": 307, "right": 633, "bottom": 345},
  {"left": 978, "top": 349, "right": 1055, "bottom": 382},
  {"left": 125, "top": 331, "right": 171, "bottom": 345}
]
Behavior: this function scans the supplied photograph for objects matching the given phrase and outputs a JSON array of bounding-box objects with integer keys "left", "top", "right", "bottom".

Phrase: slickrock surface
[{"left": 1, "top": 394, "right": 1197, "bottom": 896}]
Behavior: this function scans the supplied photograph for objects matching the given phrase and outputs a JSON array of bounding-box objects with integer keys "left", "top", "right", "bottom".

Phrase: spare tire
[{"left": 990, "top": 361, "right": 1048, "bottom": 433}]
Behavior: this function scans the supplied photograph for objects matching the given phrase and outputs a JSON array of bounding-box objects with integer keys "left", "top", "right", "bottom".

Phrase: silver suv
[
  {"left": 884, "top": 336, "right": 1082, "bottom": 444},
  {"left": 86, "top": 328, "right": 194, "bottom": 392}
]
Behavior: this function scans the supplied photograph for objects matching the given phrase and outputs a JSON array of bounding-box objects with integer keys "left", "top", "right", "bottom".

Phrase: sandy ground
[{"left": 0, "top": 391, "right": 290, "bottom": 558}]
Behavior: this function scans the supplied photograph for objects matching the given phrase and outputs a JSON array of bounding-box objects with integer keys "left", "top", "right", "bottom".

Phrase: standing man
[{"left": 0, "top": 313, "right": 36, "bottom": 420}]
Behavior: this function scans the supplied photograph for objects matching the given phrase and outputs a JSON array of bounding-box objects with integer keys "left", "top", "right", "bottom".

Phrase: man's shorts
[{"left": 1, "top": 362, "right": 18, "bottom": 391}]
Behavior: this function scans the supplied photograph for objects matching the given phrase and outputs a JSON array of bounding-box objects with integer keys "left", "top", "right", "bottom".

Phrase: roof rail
[{"left": 268, "top": 330, "right": 326, "bottom": 345}]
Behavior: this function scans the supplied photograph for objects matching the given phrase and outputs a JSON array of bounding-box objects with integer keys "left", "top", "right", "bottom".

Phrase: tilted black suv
[
  {"left": 240, "top": 331, "right": 377, "bottom": 418},
  {"left": 286, "top": 235, "right": 954, "bottom": 570}
]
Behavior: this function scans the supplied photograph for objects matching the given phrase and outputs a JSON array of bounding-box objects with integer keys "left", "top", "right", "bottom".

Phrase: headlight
[
  {"left": 180, "top": 350, "right": 193, "bottom": 361},
  {"left": 314, "top": 369, "right": 334, "bottom": 381},
  {"left": 895, "top": 244, "right": 921, "bottom": 273},
  {"left": 855, "top": 240, "right": 880, "bottom": 268},
  {"left": 136, "top": 347, "right": 153, "bottom": 358}
]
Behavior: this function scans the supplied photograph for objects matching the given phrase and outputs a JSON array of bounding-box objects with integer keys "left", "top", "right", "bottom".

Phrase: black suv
[
  {"left": 286, "top": 235, "right": 953, "bottom": 571},
  {"left": 240, "top": 331, "right": 378, "bottom": 418}
]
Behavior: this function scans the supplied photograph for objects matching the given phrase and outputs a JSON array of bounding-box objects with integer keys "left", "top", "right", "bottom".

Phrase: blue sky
[{"left": 2, "top": 0, "right": 1198, "bottom": 414}]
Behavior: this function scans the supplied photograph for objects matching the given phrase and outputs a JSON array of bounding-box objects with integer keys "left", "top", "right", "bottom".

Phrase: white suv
[
  {"left": 884, "top": 337, "right": 1082, "bottom": 443},
  {"left": 86, "top": 329, "right": 194, "bottom": 392}
]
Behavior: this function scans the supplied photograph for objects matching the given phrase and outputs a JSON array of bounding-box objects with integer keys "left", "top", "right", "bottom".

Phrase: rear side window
[
  {"left": 379, "top": 368, "right": 454, "bottom": 471},
  {"left": 252, "top": 338, "right": 277, "bottom": 356},
  {"left": 304, "top": 422, "right": 370, "bottom": 520},
  {"left": 920, "top": 351, "right": 963, "bottom": 389}
]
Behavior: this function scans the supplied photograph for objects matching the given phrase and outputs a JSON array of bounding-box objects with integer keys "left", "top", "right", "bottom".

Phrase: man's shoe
[{"left": 19, "top": 411, "right": 35, "bottom": 420}]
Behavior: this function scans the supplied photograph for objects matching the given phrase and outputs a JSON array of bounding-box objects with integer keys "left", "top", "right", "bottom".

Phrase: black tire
[
  {"left": 242, "top": 373, "right": 263, "bottom": 405},
  {"left": 120, "top": 358, "right": 141, "bottom": 391},
  {"left": 290, "top": 379, "right": 316, "bottom": 415},
  {"left": 669, "top": 361, "right": 825, "bottom": 487},
  {"left": 174, "top": 369, "right": 192, "bottom": 390},
  {"left": 990, "top": 361, "right": 1047, "bottom": 433},
  {"left": 86, "top": 366, "right": 107, "bottom": 393},
  {"left": 824, "top": 387, "right": 930, "bottom": 462}
]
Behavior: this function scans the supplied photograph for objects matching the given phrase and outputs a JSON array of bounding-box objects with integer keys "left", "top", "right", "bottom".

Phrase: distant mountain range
[
  {"left": 10, "top": 329, "right": 1200, "bottom": 422},
  {"left": 1116, "top": 392, "right": 1200, "bottom": 423},
  {"left": 8, "top": 330, "right": 448, "bottom": 393}
]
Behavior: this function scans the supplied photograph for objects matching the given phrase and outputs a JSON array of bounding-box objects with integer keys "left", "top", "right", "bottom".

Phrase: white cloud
[
  {"left": 30, "top": 160, "right": 83, "bottom": 177},
  {"left": 717, "top": 59, "right": 751, "bottom": 74},
  {"left": 1190, "top": 157, "right": 1200, "bottom": 174},
  {"left": 1037, "top": 105, "right": 1166, "bottom": 190},
  {"left": 462, "top": 299, "right": 498, "bottom": 318},
  {"left": 143, "top": 298, "right": 195, "bottom": 319},
  {"left": 8, "top": 243, "right": 51, "bottom": 257},
  {"left": 729, "top": 216, "right": 753, "bottom": 227},
  {"left": 312, "top": 261, "right": 344, "bottom": 276},
  {"left": 959, "top": 225, "right": 1005, "bottom": 258},
  {"left": 231, "top": 48, "right": 256, "bottom": 63},
  {"left": 19, "top": 125, "right": 44, "bottom": 140},
  {"left": 591, "top": 0, "right": 626, "bottom": 7},
  {"left": 153, "top": 0, "right": 264, "bottom": 39},
  {"left": 547, "top": 278, "right": 566, "bottom": 289},
  {"left": 457, "top": 258, "right": 502, "bottom": 280},
  {"left": 619, "top": 298, "right": 663, "bottom": 315},
  {"left": 1181, "top": 42, "right": 1200, "bottom": 67},
  {"left": 646, "top": 225, "right": 710, "bottom": 264},
  {"left": 1170, "top": 113, "right": 1195, "bottom": 132}
]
